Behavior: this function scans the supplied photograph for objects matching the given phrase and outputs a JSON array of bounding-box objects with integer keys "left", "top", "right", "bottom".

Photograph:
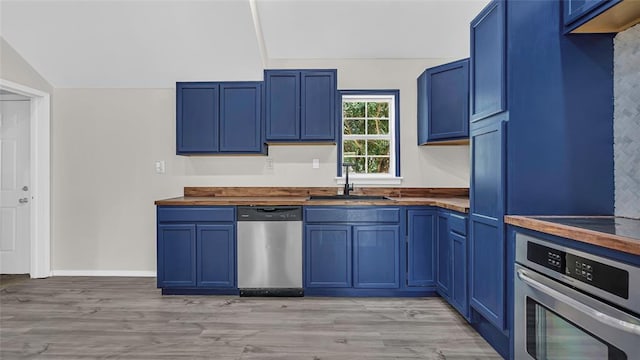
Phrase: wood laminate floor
[{"left": 0, "top": 277, "right": 501, "bottom": 359}]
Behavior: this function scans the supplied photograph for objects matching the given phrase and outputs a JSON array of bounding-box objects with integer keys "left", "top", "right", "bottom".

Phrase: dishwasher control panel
[{"left": 237, "top": 206, "right": 302, "bottom": 221}]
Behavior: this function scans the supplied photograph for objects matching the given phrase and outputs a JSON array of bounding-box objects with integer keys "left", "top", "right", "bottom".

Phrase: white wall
[
  {"left": 614, "top": 24, "right": 640, "bottom": 219},
  {"left": 51, "top": 58, "right": 470, "bottom": 272}
]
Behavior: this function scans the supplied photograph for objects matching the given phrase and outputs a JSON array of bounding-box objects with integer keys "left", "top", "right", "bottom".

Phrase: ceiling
[{"left": 0, "top": 0, "right": 490, "bottom": 88}]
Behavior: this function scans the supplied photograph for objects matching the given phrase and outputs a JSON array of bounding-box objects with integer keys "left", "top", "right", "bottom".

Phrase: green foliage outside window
[{"left": 342, "top": 100, "right": 392, "bottom": 174}]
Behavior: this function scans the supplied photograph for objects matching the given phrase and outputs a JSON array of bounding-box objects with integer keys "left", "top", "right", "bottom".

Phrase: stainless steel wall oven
[{"left": 514, "top": 233, "right": 640, "bottom": 359}]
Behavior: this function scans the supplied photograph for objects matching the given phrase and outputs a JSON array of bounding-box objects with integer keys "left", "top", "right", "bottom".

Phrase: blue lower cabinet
[
  {"left": 304, "top": 207, "right": 410, "bottom": 295},
  {"left": 305, "top": 225, "right": 352, "bottom": 288},
  {"left": 353, "top": 225, "right": 400, "bottom": 289},
  {"left": 435, "top": 210, "right": 470, "bottom": 320},
  {"left": 157, "top": 224, "right": 197, "bottom": 288},
  {"left": 406, "top": 210, "right": 436, "bottom": 287},
  {"left": 197, "top": 224, "right": 235, "bottom": 288},
  {"left": 157, "top": 206, "right": 237, "bottom": 294},
  {"left": 436, "top": 213, "right": 451, "bottom": 297},
  {"left": 450, "top": 231, "right": 469, "bottom": 319},
  {"left": 470, "top": 218, "right": 505, "bottom": 329}
]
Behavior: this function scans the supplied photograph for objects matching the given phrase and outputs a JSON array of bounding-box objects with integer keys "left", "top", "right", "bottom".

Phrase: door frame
[{"left": 0, "top": 79, "right": 51, "bottom": 278}]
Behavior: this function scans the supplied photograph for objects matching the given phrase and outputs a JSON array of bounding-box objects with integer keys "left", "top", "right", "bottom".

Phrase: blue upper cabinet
[
  {"left": 265, "top": 69, "right": 337, "bottom": 142},
  {"left": 176, "top": 81, "right": 264, "bottom": 155},
  {"left": 219, "top": 83, "right": 263, "bottom": 153},
  {"left": 470, "top": 0, "right": 506, "bottom": 122},
  {"left": 564, "top": 0, "right": 613, "bottom": 26},
  {"left": 417, "top": 59, "right": 470, "bottom": 144},
  {"left": 563, "top": 0, "right": 640, "bottom": 33},
  {"left": 177, "top": 83, "right": 219, "bottom": 153},
  {"left": 264, "top": 71, "right": 300, "bottom": 140},
  {"left": 301, "top": 71, "right": 336, "bottom": 141}
]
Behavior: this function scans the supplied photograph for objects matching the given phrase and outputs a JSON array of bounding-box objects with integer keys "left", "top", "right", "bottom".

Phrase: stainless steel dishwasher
[{"left": 237, "top": 206, "right": 303, "bottom": 296}]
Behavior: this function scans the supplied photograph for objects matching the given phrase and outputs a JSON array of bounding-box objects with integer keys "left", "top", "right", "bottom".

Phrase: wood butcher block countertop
[
  {"left": 155, "top": 187, "right": 470, "bottom": 213},
  {"left": 505, "top": 215, "right": 640, "bottom": 256}
]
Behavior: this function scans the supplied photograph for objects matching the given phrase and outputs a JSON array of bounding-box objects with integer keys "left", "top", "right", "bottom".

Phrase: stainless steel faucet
[{"left": 342, "top": 162, "right": 354, "bottom": 196}]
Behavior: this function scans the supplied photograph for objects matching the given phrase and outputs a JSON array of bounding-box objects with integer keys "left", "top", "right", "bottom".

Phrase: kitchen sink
[{"left": 307, "top": 195, "right": 391, "bottom": 201}]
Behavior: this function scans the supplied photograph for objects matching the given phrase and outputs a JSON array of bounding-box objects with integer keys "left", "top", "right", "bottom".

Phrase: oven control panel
[{"left": 527, "top": 242, "right": 629, "bottom": 299}]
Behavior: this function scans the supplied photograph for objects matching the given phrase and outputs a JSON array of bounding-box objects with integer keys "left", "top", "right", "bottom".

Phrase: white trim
[
  {"left": 51, "top": 270, "right": 157, "bottom": 277},
  {"left": 341, "top": 94, "right": 397, "bottom": 177},
  {"left": 0, "top": 94, "right": 31, "bottom": 101},
  {"left": 335, "top": 176, "right": 403, "bottom": 186},
  {"left": 0, "top": 79, "right": 51, "bottom": 279},
  {"left": 249, "top": 0, "right": 268, "bottom": 67}
]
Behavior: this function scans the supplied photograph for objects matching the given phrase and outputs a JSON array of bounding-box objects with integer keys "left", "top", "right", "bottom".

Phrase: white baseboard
[{"left": 51, "top": 270, "right": 156, "bottom": 277}]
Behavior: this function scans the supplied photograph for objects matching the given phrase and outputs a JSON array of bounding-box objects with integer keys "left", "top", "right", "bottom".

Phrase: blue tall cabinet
[
  {"left": 176, "top": 82, "right": 264, "bottom": 155},
  {"left": 468, "top": 0, "right": 614, "bottom": 357},
  {"left": 264, "top": 70, "right": 337, "bottom": 142}
]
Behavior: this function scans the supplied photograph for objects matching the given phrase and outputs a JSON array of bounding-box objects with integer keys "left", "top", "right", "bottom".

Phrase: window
[{"left": 338, "top": 90, "right": 400, "bottom": 184}]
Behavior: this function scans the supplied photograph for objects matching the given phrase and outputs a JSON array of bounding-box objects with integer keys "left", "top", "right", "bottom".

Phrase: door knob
[
  {"left": 22, "top": 186, "right": 29, "bottom": 191},
  {"left": 19, "top": 198, "right": 29, "bottom": 204}
]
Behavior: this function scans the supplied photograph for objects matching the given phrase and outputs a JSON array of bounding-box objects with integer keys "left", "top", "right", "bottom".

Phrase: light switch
[
  {"left": 155, "top": 160, "right": 165, "bottom": 174},
  {"left": 312, "top": 159, "right": 320, "bottom": 169},
  {"left": 266, "top": 159, "right": 274, "bottom": 170}
]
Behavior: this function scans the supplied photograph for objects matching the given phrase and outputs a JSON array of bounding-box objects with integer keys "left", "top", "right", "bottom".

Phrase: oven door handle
[{"left": 517, "top": 269, "right": 640, "bottom": 336}]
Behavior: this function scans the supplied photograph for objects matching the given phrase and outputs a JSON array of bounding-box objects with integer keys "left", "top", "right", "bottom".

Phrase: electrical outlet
[
  {"left": 312, "top": 159, "right": 320, "bottom": 169},
  {"left": 155, "top": 160, "right": 165, "bottom": 174},
  {"left": 266, "top": 159, "right": 274, "bottom": 170}
]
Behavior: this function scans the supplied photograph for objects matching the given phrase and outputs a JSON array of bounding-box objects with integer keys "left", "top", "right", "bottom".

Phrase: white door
[{"left": 0, "top": 99, "right": 31, "bottom": 274}]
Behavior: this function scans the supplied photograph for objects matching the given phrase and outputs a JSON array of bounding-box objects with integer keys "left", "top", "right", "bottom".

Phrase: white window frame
[{"left": 336, "top": 93, "right": 402, "bottom": 185}]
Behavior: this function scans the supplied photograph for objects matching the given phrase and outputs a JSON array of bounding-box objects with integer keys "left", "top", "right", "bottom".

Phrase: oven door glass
[{"left": 526, "top": 297, "right": 627, "bottom": 360}]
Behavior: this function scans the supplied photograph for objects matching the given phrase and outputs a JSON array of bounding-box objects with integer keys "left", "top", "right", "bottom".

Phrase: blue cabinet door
[
  {"left": 353, "top": 225, "right": 400, "bottom": 289},
  {"left": 418, "top": 59, "right": 470, "bottom": 144},
  {"left": 470, "top": 219, "right": 504, "bottom": 329},
  {"left": 470, "top": 1, "right": 506, "bottom": 122},
  {"left": 197, "top": 224, "right": 235, "bottom": 288},
  {"left": 301, "top": 70, "right": 336, "bottom": 141},
  {"left": 176, "top": 83, "right": 219, "bottom": 153},
  {"left": 407, "top": 210, "right": 436, "bottom": 287},
  {"left": 450, "top": 231, "right": 469, "bottom": 319},
  {"left": 305, "top": 225, "right": 352, "bottom": 288},
  {"left": 470, "top": 119, "right": 506, "bottom": 330},
  {"left": 265, "top": 69, "right": 337, "bottom": 142},
  {"left": 417, "top": 71, "right": 428, "bottom": 144},
  {"left": 471, "top": 120, "right": 505, "bottom": 220},
  {"left": 157, "top": 224, "right": 196, "bottom": 288},
  {"left": 265, "top": 71, "right": 300, "bottom": 141},
  {"left": 219, "top": 83, "right": 263, "bottom": 153},
  {"left": 435, "top": 213, "right": 450, "bottom": 297}
]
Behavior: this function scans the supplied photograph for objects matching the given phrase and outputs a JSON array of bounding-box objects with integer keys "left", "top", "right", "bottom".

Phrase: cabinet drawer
[
  {"left": 305, "top": 207, "right": 400, "bottom": 223},
  {"left": 157, "top": 206, "right": 235, "bottom": 223},
  {"left": 448, "top": 213, "right": 467, "bottom": 236}
]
